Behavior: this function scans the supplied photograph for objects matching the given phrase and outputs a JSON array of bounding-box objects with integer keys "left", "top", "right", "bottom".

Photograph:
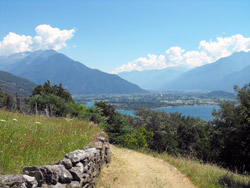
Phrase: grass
[
  {"left": 0, "top": 110, "right": 101, "bottom": 174},
  {"left": 149, "top": 152, "right": 250, "bottom": 188}
]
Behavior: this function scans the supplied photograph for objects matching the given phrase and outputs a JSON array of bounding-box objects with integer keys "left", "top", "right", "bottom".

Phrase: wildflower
[
  {"left": 65, "top": 118, "right": 73, "bottom": 122},
  {"left": 13, "top": 119, "right": 17, "bottom": 121},
  {"left": 35, "top": 121, "right": 41, "bottom": 124},
  {"left": 0, "top": 119, "right": 6, "bottom": 122},
  {"left": 0, "top": 150, "right": 3, "bottom": 154}
]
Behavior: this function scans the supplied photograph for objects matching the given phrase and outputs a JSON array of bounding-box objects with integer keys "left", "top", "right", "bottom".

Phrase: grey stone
[
  {"left": 23, "top": 166, "right": 44, "bottom": 187},
  {"left": 83, "top": 165, "right": 89, "bottom": 173},
  {"left": 83, "top": 159, "right": 89, "bottom": 166},
  {"left": 0, "top": 174, "right": 25, "bottom": 187},
  {"left": 96, "top": 132, "right": 107, "bottom": 139},
  {"left": 41, "top": 182, "right": 67, "bottom": 188},
  {"left": 23, "top": 175, "right": 38, "bottom": 188},
  {"left": 51, "top": 182, "right": 67, "bottom": 188},
  {"left": 94, "top": 142, "right": 103, "bottom": 149},
  {"left": 75, "top": 163, "right": 84, "bottom": 173},
  {"left": 61, "top": 158, "right": 72, "bottom": 169},
  {"left": 67, "top": 181, "right": 81, "bottom": 188},
  {"left": 53, "top": 165, "right": 72, "bottom": 184},
  {"left": 21, "top": 182, "right": 28, "bottom": 188},
  {"left": 82, "top": 183, "right": 90, "bottom": 188},
  {"left": 68, "top": 167, "right": 82, "bottom": 181},
  {"left": 65, "top": 150, "right": 87, "bottom": 164},
  {"left": 40, "top": 165, "right": 58, "bottom": 185},
  {"left": 96, "top": 136, "right": 107, "bottom": 142},
  {"left": 80, "top": 174, "right": 90, "bottom": 184}
]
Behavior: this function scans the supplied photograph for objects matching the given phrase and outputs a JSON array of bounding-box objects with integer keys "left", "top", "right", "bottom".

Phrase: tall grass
[
  {"left": 150, "top": 152, "right": 250, "bottom": 188},
  {"left": 0, "top": 110, "right": 101, "bottom": 174}
]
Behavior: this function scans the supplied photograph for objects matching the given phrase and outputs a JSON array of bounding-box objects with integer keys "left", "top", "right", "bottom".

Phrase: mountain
[
  {"left": 0, "top": 52, "right": 31, "bottom": 70},
  {"left": 206, "top": 91, "right": 236, "bottom": 99},
  {"left": 118, "top": 66, "right": 190, "bottom": 90},
  {"left": 161, "top": 51, "right": 250, "bottom": 91},
  {"left": 0, "top": 50, "right": 146, "bottom": 95},
  {"left": 0, "top": 70, "right": 36, "bottom": 97}
]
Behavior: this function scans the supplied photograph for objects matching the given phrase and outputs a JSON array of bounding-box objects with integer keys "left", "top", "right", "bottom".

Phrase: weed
[{"left": 0, "top": 110, "right": 101, "bottom": 174}]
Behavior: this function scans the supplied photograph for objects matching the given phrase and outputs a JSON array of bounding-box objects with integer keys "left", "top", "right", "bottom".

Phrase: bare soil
[{"left": 96, "top": 145, "right": 196, "bottom": 188}]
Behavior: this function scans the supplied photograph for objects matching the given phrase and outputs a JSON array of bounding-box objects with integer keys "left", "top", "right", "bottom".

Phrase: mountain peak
[{"left": 0, "top": 50, "right": 146, "bottom": 95}]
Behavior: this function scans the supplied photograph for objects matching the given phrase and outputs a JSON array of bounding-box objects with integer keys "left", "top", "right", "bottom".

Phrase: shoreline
[{"left": 115, "top": 103, "right": 219, "bottom": 111}]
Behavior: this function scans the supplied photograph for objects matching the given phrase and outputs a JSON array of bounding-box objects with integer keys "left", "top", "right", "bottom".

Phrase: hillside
[
  {"left": 0, "top": 110, "right": 101, "bottom": 174},
  {"left": 118, "top": 66, "right": 189, "bottom": 90},
  {"left": 161, "top": 51, "right": 250, "bottom": 91},
  {"left": 0, "top": 70, "right": 36, "bottom": 97},
  {"left": 0, "top": 50, "right": 146, "bottom": 95}
]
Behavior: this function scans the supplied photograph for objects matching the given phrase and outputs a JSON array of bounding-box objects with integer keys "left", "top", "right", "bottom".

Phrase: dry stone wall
[{"left": 0, "top": 132, "right": 111, "bottom": 188}]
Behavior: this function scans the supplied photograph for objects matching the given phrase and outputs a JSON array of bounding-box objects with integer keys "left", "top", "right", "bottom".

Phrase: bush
[{"left": 123, "top": 127, "right": 153, "bottom": 149}]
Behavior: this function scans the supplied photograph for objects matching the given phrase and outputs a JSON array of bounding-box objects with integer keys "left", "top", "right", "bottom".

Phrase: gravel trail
[{"left": 96, "top": 145, "right": 196, "bottom": 188}]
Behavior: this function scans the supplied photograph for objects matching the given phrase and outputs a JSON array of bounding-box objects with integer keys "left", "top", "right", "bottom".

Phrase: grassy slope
[
  {"left": 0, "top": 110, "right": 101, "bottom": 174},
  {"left": 150, "top": 152, "right": 250, "bottom": 188}
]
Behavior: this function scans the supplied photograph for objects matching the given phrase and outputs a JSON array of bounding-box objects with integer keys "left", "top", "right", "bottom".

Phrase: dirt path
[{"left": 96, "top": 145, "right": 196, "bottom": 188}]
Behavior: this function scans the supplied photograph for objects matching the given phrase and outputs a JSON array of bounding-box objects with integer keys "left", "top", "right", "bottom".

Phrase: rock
[
  {"left": 2, "top": 134, "right": 110, "bottom": 188},
  {"left": 83, "top": 165, "right": 89, "bottom": 173},
  {"left": 40, "top": 166, "right": 58, "bottom": 185},
  {"left": 23, "top": 175, "right": 38, "bottom": 188},
  {"left": 96, "top": 136, "right": 107, "bottom": 142},
  {"left": 23, "top": 166, "right": 44, "bottom": 187},
  {"left": 51, "top": 182, "right": 67, "bottom": 188},
  {"left": 94, "top": 142, "right": 103, "bottom": 149},
  {"left": 41, "top": 182, "right": 67, "bottom": 188},
  {"left": 67, "top": 181, "right": 81, "bottom": 188},
  {"left": 0, "top": 174, "right": 25, "bottom": 188},
  {"left": 68, "top": 167, "right": 82, "bottom": 181},
  {"left": 65, "top": 150, "right": 87, "bottom": 164},
  {"left": 96, "top": 132, "right": 107, "bottom": 139},
  {"left": 53, "top": 165, "right": 72, "bottom": 184},
  {"left": 82, "top": 183, "right": 90, "bottom": 188},
  {"left": 61, "top": 158, "right": 72, "bottom": 169},
  {"left": 80, "top": 174, "right": 90, "bottom": 184},
  {"left": 75, "top": 163, "right": 84, "bottom": 174}
]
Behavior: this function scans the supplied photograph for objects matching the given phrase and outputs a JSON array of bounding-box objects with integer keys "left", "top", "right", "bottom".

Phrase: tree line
[
  {"left": 0, "top": 81, "right": 249, "bottom": 173},
  {"left": 91, "top": 84, "right": 250, "bottom": 174}
]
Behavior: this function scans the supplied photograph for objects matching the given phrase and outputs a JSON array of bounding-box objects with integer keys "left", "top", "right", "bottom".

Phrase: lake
[
  {"left": 85, "top": 101, "right": 219, "bottom": 121},
  {"left": 117, "top": 105, "right": 220, "bottom": 121}
]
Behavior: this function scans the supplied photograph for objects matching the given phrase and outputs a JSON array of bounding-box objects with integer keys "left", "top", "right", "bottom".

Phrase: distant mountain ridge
[
  {"left": 118, "top": 51, "right": 250, "bottom": 91},
  {"left": 0, "top": 50, "right": 146, "bottom": 95},
  {"left": 0, "top": 70, "right": 36, "bottom": 97},
  {"left": 161, "top": 51, "right": 250, "bottom": 91},
  {"left": 118, "top": 66, "right": 190, "bottom": 90}
]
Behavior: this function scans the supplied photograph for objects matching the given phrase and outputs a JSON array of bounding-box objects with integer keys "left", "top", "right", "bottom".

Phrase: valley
[{"left": 74, "top": 91, "right": 236, "bottom": 111}]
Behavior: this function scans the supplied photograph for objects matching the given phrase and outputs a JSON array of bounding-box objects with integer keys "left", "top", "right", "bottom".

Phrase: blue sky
[{"left": 1, "top": 0, "right": 250, "bottom": 73}]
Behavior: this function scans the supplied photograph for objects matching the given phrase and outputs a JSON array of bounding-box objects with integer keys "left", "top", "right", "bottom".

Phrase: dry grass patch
[{"left": 154, "top": 152, "right": 250, "bottom": 188}]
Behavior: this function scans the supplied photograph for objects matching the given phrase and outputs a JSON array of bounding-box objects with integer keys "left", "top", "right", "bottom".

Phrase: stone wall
[{"left": 0, "top": 132, "right": 111, "bottom": 188}]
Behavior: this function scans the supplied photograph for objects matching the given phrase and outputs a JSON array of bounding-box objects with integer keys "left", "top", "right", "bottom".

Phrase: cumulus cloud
[
  {"left": 113, "top": 34, "right": 250, "bottom": 74},
  {"left": 0, "top": 24, "right": 75, "bottom": 56}
]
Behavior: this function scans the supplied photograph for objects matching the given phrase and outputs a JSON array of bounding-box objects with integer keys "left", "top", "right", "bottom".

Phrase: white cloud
[
  {"left": 113, "top": 34, "right": 250, "bottom": 74},
  {"left": 0, "top": 24, "right": 75, "bottom": 56}
]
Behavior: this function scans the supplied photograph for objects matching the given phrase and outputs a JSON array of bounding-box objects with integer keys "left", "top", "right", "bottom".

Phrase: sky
[{"left": 0, "top": 0, "right": 250, "bottom": 73}]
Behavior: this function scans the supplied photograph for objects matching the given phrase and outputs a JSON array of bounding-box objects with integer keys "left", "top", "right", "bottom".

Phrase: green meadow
[{"left": 0, "top": 110, "right": 101, "bottom": 174}]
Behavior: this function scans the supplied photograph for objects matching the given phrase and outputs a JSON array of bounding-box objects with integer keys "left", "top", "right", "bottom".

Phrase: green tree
[
  {"left": 94, "top": 101, "right": 131, "bottom": 144},
  {"left": 210, "top": 83, "right": 250, "bottom": 172},
  {"left": 123, "top": 127, "right": 154, "bottom": 149},
  {"left": 28, "top": 81, "right": 80, "bottom": 117}
]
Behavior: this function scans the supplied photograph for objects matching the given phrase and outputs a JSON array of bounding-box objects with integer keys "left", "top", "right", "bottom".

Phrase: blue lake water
[
  {"left": 85, "top": 101, "right": 219, "bottom": 121},
  {"left": 117, "top": 105, "right": 220, "bottom": 121}
]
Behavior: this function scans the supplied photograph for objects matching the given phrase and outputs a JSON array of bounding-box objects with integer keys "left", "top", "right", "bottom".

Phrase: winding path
[{"left": 96, "top": 145, "right": 196, "bottom": 188}]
